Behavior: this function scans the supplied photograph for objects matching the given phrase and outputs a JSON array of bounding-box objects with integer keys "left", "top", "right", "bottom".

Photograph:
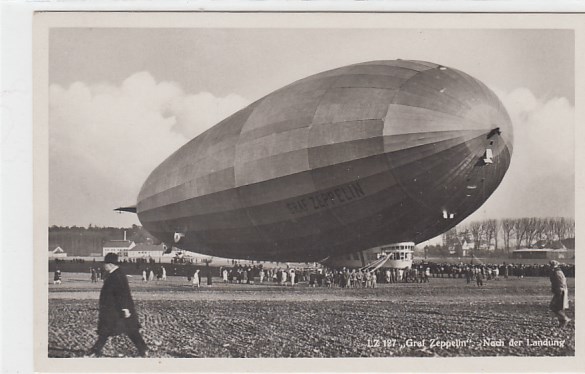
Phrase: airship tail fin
[{"left": 114, "top": 205, "right": 137, "bottom": 213}]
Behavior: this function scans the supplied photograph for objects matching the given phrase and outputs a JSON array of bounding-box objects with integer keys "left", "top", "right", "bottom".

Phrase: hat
[
  {"left": 104, "top": 253, "right": 119, "bottom": 264},
  {"left": 549, "top": 260, "right": 560, "bottom": 267}
]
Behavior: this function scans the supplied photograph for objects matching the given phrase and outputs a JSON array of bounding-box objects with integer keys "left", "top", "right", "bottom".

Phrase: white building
[
  {"left": 127, "top": 243, "right": 166, "bottom": 259},
  {"left": 49, "top": 245, "right": 67, "bottom": 258},
  {"left": 102, "top": 240, "right": 136, "bottom": 257}
]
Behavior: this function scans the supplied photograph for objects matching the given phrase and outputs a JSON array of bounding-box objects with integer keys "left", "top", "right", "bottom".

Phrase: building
[
  {"left": 461, "top": 240, "right": 473, "bottom": 257},
  {"left": 532, "top": 239, "right": 566, "bottom": 250},
  {"left": 48, "top": 245, "right": 67, "bottom": 258},
  {"left": 512, "top": 238, "right": 575, "bottom": 261},
  {"left": 127, "top": 243, "right": 166, "bottom": 259},
  {"left": 512, "top": 248, "right": 575, "bottom": 260},
  {"left": 102, "top": 240, "right": 136, "bottom": 258}
]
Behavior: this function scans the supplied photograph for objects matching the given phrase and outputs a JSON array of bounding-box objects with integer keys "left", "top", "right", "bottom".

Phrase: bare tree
[
  {"left": 513, "top": 218, "right": 530, "bottom": 249},
  {"left": 484, "top": 219, "right": 498, "bottom": 252},
  {"left": 540, "top": 217, "right": 554, "bottom": 241},
  {"left": 565, "top": 217, "right": 575, "bottom": 239},
  {"left": 501, "top": 219, "right": 515, "bottom": 253},
  {"left": 468, "top": 221, "right": 483, "bottom": 251}
]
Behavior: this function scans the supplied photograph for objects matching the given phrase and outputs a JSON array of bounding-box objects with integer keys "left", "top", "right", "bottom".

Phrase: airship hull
[{"left": 136, "top": 60, "right": 513, "bottom": 262}]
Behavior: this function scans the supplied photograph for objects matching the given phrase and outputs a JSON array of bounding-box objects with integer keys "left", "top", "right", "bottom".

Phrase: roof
[
  {"left": 533, "top": 240, "right": 566, "bottom": 250},
  {"left": 49, "top": 245, "right": 64, "bottom": 253},
  {"left": 128, "top": 243, "right": 164, "bottom": 252},
  {"left": 103, "top": 240, "right": 135, "bottom": 248},
  {"left": 513, "top": 248, "right": 571, "bottom": 253}
]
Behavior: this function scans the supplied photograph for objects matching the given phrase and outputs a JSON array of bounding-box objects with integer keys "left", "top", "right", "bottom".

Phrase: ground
[{"left": 48, "top": 273, "right": 575, "bottom": 358}]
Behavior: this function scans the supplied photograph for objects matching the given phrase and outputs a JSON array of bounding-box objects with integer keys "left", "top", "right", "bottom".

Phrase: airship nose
[{"left": 382, "top": 64, "right": 513, "bottom": 222}]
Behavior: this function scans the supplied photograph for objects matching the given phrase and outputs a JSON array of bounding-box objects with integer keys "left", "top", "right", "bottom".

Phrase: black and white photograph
[{"left": 29, "top": 10, "right": 583, "bottom": 372}]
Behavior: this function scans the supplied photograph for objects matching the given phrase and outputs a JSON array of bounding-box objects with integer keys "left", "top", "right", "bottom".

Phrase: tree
[
  {"left": 524, "top": 217, "right": 541, "bottom": 248},
  {"left": 501, "top": 219, "right": 514, "bottom": 253},
  {"left": 468, "top": 221, "right": 483, "bottom": 251},
  {"left": 553, "top": 217, "right": 575, "bottom": 240},
  {"left": 513, "top": 218, "right": 530, "bottom": 249},
  {"left": 484, "top": 219, "right": 498, "bottom": 251}
]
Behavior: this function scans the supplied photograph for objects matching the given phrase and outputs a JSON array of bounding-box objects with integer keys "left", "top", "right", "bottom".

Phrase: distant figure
[
  {"left": 549, "top": 260, "right": 570, "bottom": 328},
  {"left": 475, "top": 271, "right": 483, "bottom": 287},
  {"left": 222, "top": 268, "right": 228, "bottom": 283},
  {"left": 246, "top": 266, "right": 253, "bottom": 284},
  {"left": 53, "top": 269, "right": 62, "bottom": 285},
  {"left": 161, "top": 266, "right": 167, "bottom": 280},
  {"left": 87, "top": 253, "right": 148, "bottom": 357},
  {"left": 206, "top": 263, "right": 212, "bottom": 286},
  {"left": 349, "top": 270, "right": 357, "bottom": 288},
  {"left": 149, "top": 269, "right": 155, "bottom": 282},
  {"left": 142, "top": 270, "right": 147, "bottom": 282},
  {"left": 356, "top": 270, "right": 363, "bottom": 288},
  {"left": 90, "top": 268, "right": 97, "bottom": 283},
  {"left": 281, "top": 269, "right": 288, "bottom": 285},
  {"left": 289, "top": 269, "right": 296, "bottom": 286},
  {"left": 192, "top": 269, "right": 200, "bottom": 288},
  {"left": 364, "top": 271, "right": 372, "bottom": 288},
  {"left": 259, "top": 269, "right": 265, "bottom": 283},
  {"left": 371, "top": 271, "right": 377, "bottom": 288}
]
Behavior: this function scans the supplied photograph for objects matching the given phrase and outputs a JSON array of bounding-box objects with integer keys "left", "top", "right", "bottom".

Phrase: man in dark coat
[
  {"left": 549, "top": 260, "right": 571, "bottom": 328},
  {"left": 88, "top": 253, "right": 148, "bottom": 357}
]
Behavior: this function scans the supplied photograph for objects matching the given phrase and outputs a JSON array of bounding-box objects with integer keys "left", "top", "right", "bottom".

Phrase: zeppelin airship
[{"left": 128, "top": 60, "right": 513, "bottom": 265}]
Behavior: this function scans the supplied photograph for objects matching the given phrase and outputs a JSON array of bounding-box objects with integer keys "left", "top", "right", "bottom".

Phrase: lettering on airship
[{"left": 286, "top": 181, "right": 366, "bottom": 214}]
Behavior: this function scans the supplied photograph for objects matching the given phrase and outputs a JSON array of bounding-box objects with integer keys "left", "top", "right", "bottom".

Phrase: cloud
[
  {"left": 166, "top": 92, "right": 250, "bottom": 139},
  {"left": 466, "top": 87, "right": 574, "bottom": 222},
  {"left": 49, "top": 71, "right": 250, "bottom": 226}
]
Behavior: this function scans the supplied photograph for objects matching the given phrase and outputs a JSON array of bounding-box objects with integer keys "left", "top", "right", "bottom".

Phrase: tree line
[
  {"left": 449, "top": 217, "right": 575, "bottom": 254},
  {"left": 49, "top": 224, "right": 156, "bottom": 256}
]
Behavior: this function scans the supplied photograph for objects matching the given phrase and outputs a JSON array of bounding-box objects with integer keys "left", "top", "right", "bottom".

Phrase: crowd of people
[
  {"left": 52, "top": 259, "right": 574, "bottom": 290},
  {"left": 213, "top": 261, "right": 575, "bottom": 288},
  {"left": 418, "top": 262, "right": 575, "bottom": 279},
  {"left": 217, "top": 264, "right": 425, "bottom": 287}
]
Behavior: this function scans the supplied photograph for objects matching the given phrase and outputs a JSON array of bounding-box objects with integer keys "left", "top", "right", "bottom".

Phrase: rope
[{"left": 359, "top": 254, "right": 389, "bottom": 273}]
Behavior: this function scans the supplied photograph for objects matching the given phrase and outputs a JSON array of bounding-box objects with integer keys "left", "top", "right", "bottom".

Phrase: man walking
[
  {"left": 549, "top": 260, "right": 571, "bottom": 328},
  {"left": 88, "top": 253, "right": 148, "bottom": 357}
]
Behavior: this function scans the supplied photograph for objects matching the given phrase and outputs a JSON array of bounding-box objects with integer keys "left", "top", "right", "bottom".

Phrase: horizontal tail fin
[{"left": 114, "top": 206, "right": 137, "bottom": 213}]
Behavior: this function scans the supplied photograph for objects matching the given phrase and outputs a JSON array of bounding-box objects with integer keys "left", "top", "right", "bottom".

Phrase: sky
[{"left": 48, "top": 28, "right": 575, "bottom": 229}]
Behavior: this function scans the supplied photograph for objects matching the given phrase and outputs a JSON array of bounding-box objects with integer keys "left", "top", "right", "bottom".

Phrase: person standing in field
[
  {"left": 549, "top": 260, "right": 571, "bottom": 328},
  {"left": 53, "top": 269, "right": 62, "bottom": 285},
  {"left": 259, "top": 268, "right": 265, "bottom": 283},
  {"left": 475, "top": 268, "right": 483, "bottom": 287},
  {"left": 88, "top": 253, "right": 148, "bottom": 357},
  {"left": 192, "top": 269, "right": 200, "bottom": 288}
]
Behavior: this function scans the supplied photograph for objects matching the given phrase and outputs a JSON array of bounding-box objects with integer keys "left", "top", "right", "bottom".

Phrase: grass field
[{"left": 48, "top": 273, "right": 575, "bottom": 358}]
